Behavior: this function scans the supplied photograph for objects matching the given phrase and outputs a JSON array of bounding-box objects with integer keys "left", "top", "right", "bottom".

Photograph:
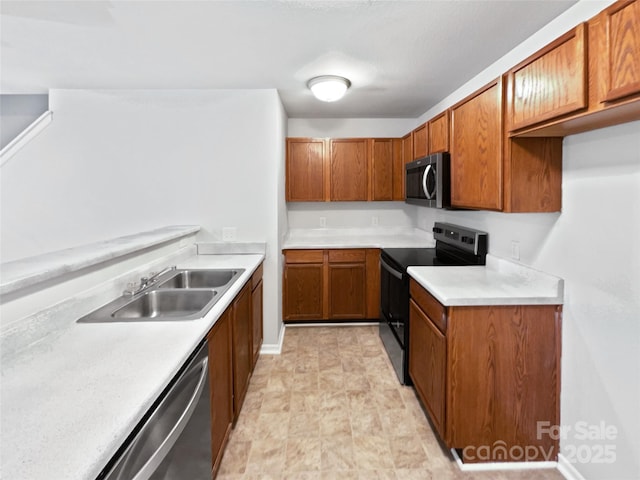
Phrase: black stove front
[{"left": 379, "top": 223, "right": 487, "bottom": 385}]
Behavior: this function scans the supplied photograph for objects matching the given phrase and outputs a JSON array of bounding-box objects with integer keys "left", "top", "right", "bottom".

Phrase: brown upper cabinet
[
  {"left": 507, "top": 24, "right": 588, "bottom": 131},
  {"left": 450, "top": 77, "right": 562, "bottom": 212},
  {"left": 370, "top": 137, "right": 403, "bottom": 201},
  {"left": 412, "top": 122, "right": 428, "bottom": 159},
  {"left": 286, "top": 138, "right": 327, "bottom": 202},
  {"left": 401, "top": 132, "right": 413, "bottom": 164},
  {"left": 330, "top": 139, "right": 369, "bottom": 201},
  {"left": 508, "top": 0, "right": 640, "bottom": 136},
  {"left": 428, "top": 110, "right": 450, "bottom": 154},
  {"left": 370, "top": 138, "right": 394, "bottom": 200},
  {"left": 286, "top": 137, "right": 404, "bottom": 202},
  {"left": 598, "top": 0, "right": 640, "bottom": 103},
  {"left": 450, "top": 79, "right": 504, "bottom": 210}
]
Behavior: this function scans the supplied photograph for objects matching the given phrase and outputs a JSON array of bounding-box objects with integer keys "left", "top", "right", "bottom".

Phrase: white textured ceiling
[{"left": 0, "top": 0, "right": 578, "bottom": 118}]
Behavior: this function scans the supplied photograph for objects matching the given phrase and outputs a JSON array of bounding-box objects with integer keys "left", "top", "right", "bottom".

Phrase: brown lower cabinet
[
  {"left": 283, "top": 248, "right": 380, "bottom": 322},
  {"left": 409, "top": 279, "right": 561, "bottom": 463},
  {"left": 251, "top": 263, "right": 264, "bottom": 370},
  {"left": 209, "top": 262, "right": 263, "bottom": 478},
  {"left": 232, "top": 281, "right": 252, "bottom": 422},
  {"left": 207, "top": 307, "right": 233, "bottom": 478}
]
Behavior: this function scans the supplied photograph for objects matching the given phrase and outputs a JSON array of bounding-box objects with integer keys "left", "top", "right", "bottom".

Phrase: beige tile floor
[{"left": 217, "top": 325, "right": 564, "bottom": 480}]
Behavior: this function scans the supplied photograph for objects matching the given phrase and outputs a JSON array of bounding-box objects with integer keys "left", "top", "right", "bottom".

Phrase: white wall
[
  {"left": 288, "top": 201, "right": 416, "bottom": 230},
  {"left": 0, "top": 88, "right": 286, "bottom": 347},
  {"left": 288, "top": 117, "right": 415, "bottom": 138}
]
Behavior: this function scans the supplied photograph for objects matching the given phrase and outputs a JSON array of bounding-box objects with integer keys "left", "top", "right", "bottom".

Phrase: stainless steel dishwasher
[{"left": 100, "top": 341, "right": 211, "bottom": 480}]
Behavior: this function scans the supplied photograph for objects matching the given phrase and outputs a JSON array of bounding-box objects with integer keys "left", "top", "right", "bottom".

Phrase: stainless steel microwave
[{"left": 405, "top": 152, "right": 451, "bottom": 208}]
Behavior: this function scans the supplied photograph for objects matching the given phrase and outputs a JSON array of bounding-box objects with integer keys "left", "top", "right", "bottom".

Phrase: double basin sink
[{"left": 78, "top": 268, "right": 245, "bottom": 323}]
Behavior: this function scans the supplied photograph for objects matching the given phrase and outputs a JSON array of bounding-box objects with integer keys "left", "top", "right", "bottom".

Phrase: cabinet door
[
  {"left": 447, "top": 305, "right": 561, "bottom": 460},
  {"left": 365, "top": 249, "right": 381, "bottom": 318},
  {"left": 286, "top": 138, "right": 327, "bottom": 201},
  {"left": 401, "top": 132, "right": 413, "bottom": 164},
  {"left": 391, "top": 138, "right": 404, "bottom": 201},
  {"left": 283, "top": 263, "right": 324, "bottom": 321},
  {"left": 409, "top": 299, "right": 446, "bottom": 439},
  {"left": 330, "top": 139, "right": 368, "bottom": 201},
  {"left": 412, "top": 123, "right": 428, "bottom": 159},
  {"left": 232, "top": 283, "right": 252, "bottom": 421},
  {"left": 328, "top": 263, "right": 366, "bottom": 319},
  {"left": 251, "top": 279, "right": 263, "bottom": 369},
  {"left": 428, "top": 111, "right": 450, "bottom": 153},
  {"left": 450, "top": 79, "right": 503, "bottom": 210},
  {"left": 508, "top": 24, "right": 587, "bottom": 131},
  {"left": 601, "top": 0, "right": 640, "bottom": 102},
  {"left": 370, "top": 138, "right": 394, "bottom": 201},
  {"left": 208, "top": 308, "right": 233, "bottom": 476}
]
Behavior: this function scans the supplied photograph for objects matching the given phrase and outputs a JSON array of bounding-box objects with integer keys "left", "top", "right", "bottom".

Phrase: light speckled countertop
[
  {"left": 1, "top": 253, "right": 264, "bottom": 480},
  {"left": 0, "top": 225, "right": 200, "bottom": 296},
  {"left": 282, "top": 227, "right": 434, "bottom": 249},
  {"left": 408, "top": 255, "right": 564, "bottom": 306}
]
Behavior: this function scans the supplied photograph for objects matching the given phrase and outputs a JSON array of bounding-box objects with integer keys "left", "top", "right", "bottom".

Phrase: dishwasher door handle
[{"left": 107, "top": 351, "right": 209, "bottom": 480}]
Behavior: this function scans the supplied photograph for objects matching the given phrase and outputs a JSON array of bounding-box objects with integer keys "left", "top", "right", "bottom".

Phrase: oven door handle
[{"left": 380, "top": 257, "right": 404, "bottom": 280}]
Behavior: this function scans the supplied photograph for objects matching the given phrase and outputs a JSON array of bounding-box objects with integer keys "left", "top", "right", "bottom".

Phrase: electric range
[{"left": 379, "top": 222, "right": 488, "bottom": 384}]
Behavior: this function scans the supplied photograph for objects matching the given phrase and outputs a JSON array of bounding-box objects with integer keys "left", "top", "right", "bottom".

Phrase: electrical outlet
[
  {"left": 319, "top": 217, "right": 326, "bottom": 228},
  {"left": 511, "top": 241, "right": 520, "bottom": 261},
  {"left": 222, "top": 227, "right": 237, "bottom": 242},
  {"left": 372, "top": 216, "right": 379, "bottom": 226}
]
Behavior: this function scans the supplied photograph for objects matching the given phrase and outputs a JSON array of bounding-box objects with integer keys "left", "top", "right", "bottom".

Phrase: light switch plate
[{"left": 222, "top": 227, "right": 237, "bottom": 241}]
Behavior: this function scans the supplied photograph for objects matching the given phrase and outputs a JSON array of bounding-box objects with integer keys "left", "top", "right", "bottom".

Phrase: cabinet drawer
[
  {"left": 410, "top": 279, "right": 447, "bottom": 333},
  {"left": 284, "top": 250, "right": 324, "bottom": 263},
  {"left": 328, "top": 249, "right": 366, "bottom": 263},
  {"left": 251, "top": 262, "right": 263, "bottom": 289}
]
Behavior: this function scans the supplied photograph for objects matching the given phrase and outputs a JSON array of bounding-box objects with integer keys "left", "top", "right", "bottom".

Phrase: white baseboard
[
  {"left": 259, "top": 324, "right": 286, "bottom": 354},
  {"left": 557, "top": 454, "right": 587, "bottom": 480},
  {"left": 451, "top": 448, "right": 557, "bottom": 472}
]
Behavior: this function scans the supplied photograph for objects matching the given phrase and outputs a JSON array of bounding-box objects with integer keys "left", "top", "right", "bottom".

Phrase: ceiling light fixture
[{"left": 307, "top": 75, "right": 351, "bottom": 102}]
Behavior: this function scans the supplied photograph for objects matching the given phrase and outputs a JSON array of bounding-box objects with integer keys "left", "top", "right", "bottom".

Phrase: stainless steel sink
[
  {"left": 112, "top": 290, "right": 217, "bottom": 319},
  {"left": 77, "top": 267, "right": 245, "bottom": 323},
  {"left": 156, "top": 269, "right": 243, "bottom": 289}
]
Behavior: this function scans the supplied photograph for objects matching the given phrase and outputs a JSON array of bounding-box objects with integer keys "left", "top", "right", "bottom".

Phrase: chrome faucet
[{"left": 124, "top": 265, "right": 177, "bottom": 295}]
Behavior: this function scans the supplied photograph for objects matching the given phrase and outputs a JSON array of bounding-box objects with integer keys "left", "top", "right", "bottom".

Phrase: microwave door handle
[
  {"left": 422, "top": 164, "right": 435, "bottom": 199},
  {"left": 380, "top": 257, "right": 404, "bottom": 280}
]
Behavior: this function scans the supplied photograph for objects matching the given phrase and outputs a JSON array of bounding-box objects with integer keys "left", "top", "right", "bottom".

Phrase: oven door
[
  {"left": 379, "top": 253, "right": 411, "bottom": 384},
  {"left": 380, "top": 255, "right": 407, "bottom": 346}
]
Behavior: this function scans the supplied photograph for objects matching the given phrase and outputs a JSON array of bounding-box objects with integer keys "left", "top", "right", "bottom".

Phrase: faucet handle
[{"left": 124, "top": 282, "right": 138, "bottom": 296}]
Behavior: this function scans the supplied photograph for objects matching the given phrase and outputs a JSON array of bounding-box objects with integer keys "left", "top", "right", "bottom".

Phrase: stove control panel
[{"left": 433, "top": 222, "right": 488, "bottom": 256}]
